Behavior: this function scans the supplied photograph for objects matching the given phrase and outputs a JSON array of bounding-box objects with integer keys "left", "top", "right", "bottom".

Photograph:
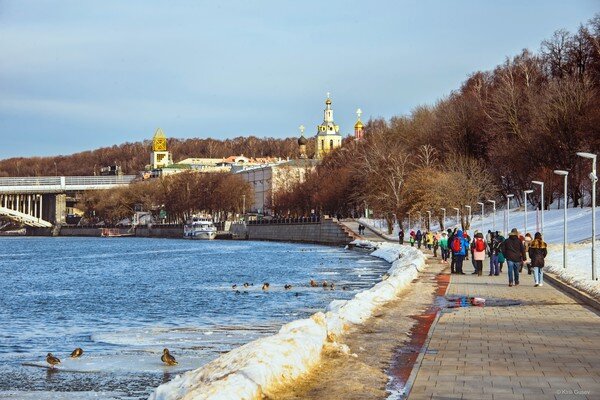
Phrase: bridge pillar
[{"left": 42, "top": 194, "right": 66, "bottom": 225}]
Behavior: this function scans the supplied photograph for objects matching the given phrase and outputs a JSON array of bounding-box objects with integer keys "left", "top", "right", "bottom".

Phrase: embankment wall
[{"left": 243, "top": 220, "right": 354, "bottom": 245}]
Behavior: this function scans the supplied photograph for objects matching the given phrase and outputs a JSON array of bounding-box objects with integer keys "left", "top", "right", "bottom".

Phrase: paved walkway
[{"left": 408, "top": 260, "right": 600, "bottom": 400}]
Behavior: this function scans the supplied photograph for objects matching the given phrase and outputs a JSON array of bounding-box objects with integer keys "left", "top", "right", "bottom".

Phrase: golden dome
[
  {"left": 354, "top": 120, "right": 364, "bottom": 129},
  {"left": 325, "top": 98, "right": 332, "bottom": 105}
]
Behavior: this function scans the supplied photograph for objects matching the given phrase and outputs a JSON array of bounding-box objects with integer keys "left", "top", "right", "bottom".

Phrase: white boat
[{"left": 184, "top": 216, "right": 217, "bottom": 240}]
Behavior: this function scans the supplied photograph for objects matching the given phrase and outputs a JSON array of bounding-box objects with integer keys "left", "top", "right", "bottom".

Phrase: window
[{"left": 330, "top": 139, "right": 334, "bottom": 149}]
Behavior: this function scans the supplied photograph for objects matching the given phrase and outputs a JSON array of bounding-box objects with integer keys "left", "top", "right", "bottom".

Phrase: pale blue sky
[{"left": 0, "top": 0, "right": 597, "bottom": 159}]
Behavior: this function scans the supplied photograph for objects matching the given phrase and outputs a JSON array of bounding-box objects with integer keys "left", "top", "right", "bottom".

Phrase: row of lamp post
[{"left": 400, "top": 149, "right": 596, "bottom": 281}]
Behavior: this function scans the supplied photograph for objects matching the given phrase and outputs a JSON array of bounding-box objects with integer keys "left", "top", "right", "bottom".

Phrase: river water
[{"left": 0, "top": 237, "right": 389, "bottom": 399}]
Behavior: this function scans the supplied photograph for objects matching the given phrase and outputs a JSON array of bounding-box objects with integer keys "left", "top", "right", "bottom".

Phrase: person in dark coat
[
  {"left": 501, "top": 228, "right": 526, "bottom": 286},
  {"left": 415, "top": 230, "right": 423, "bottom": 249},
  {"left": 398, "top": 228, "right": 405, "bottom": 245},
  {"left": 528, "top": 232, "right": 548, "bottom": 287}
]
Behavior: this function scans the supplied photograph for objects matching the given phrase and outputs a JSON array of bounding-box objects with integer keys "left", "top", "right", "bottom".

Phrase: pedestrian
[
  {"left": 489, "top": 232, "right": 503, "bottom": 276},
  {"left": 501, "top": 228, "right": 526, "bottom": 287},
  {"left": 485, "top": 230, "right": 493, "bottom": 248},
  {"left": 409, "top": 230, "right": 416, "bottom": 247},
  {"left": 472, "top": 232, "right": 487, "bottom": 276},
  {"left": 432, "top": 233, "right": 439, "bottom": 257},
  {"left": 415, "top": 230, "right": 423, "bottom": 249},
  {"left": 449, "top": 228, "right": 457, "bottom": 273},
  {"left": 528, "top": 232, "right": 547, "bottom": 287},
  {"left": 463, "top": 231, "right": 471, "bottom": 261},
  {"left": 439, "top": 232, "right": 449, "bottom": 264},
  {"left": 398, "top": 227, "right": 405, "bottom": 245},
  {"left": 450, "top": 229, "right": 469, "bottom": 274},
  {"left": 426, "top": 231, "right": 434, "bottom": 250},
  {"left": 524, "top": 232, "right": 533, "bottom": 275}
]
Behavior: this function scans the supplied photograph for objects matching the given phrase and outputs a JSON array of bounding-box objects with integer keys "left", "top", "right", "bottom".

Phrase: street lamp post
[
  {"left": 407, "top": 212, "right": 410, "bottom": 231},
  {"left": 554, "top": 170, "right": 569, "bottom": 270},
  {"left": 242, "top": 194, "right": 246, "bottom": 219},
  {"left": 487, "top": 200, "right": 496, "bottom": 232},
  {"left": 477, "top": 202, "right": 484, "bottom": 234},
  {"left": 465, "top": 205, "right": 472, "bottom": 232},
  {"left": 427, "top": 211, "right": 432, "bottom": 231},
  {"left": 532, "top": 180, "right": 544, "bottom": 235},
  {"left": 440, "top": 208, "right": 446, "bottom": 231},
  {"left": 506, "top": 194, "right": 514, "bottom": 234},
  {"left": 453, "top": 207, "right": 460, "bottom": 228},
  {"left": 524, "top": 189, "right": 534, "bottom": 236},
  {"left": 577, "top": 152, "right": 597, "bottom": 281},
  {"left": 417, "top": 211, "right": 422, "bottom": 230}
]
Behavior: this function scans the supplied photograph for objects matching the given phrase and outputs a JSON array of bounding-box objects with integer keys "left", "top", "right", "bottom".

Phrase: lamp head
[
  {"left": 532, "top": 180, "right": 543, "bottom": 186},
  {"left": 440, "top": 208, "right": 445, "bottom": 211},
  {"left": 576, "top": 152, "right": 596, "bottom": 160},
  {"left": 477, "top": 202, "right": 484, "bottom": 206},
  {"left": 506, "top": 194, "right": 514, "bottom": 198},
  {"left": 524, "top": 190, "right": 534, "bottom": 194},
  {"left": 553, "top": 170, "right": 569, "bottom": 176}
]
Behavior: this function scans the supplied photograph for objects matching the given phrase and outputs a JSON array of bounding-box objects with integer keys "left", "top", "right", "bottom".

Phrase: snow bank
[
  {"left": 545, "top": 241, "right": 600, "bottom": 299},
  {"left": 149, "top": 244, "right": 426, "bottom": 400}
]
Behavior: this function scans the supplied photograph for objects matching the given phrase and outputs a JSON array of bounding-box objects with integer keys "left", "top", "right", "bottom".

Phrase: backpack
[
  {"left": 452, "top": 237, "right": 462, "bottom": 253},
  {"left": 475, "top": 238, "right": 485, "bottom": 252}
]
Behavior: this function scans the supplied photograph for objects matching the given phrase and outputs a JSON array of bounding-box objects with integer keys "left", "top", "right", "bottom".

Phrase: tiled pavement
[{"left": 407, "top": 262, "right": 600, "bottom": 400}]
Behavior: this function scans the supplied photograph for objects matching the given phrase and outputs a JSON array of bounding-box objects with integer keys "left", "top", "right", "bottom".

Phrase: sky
[{"left": 0, "top": 0, "right": 598, "bottom": 159}]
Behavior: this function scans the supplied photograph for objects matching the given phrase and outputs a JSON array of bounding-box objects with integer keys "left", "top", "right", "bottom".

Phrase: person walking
[
  {"left": 501, "top": 228, "right": 526, "bottom": 287},
  {"left": 489, "top": 232, "right": 503, "bottom": 276},
  {"left": 415, "top": 230, "right": 423, "bottom": 249},
  {"left": 449, "top": 228, "right": 457, "bottom": 273},
  {"left": 398, "top": 227, "right": 405, "bottom": 245},
  {"left": 439, "top": 232, "right": 449, "bottom": 264},
  {"left": 426, "top": 231, "right": 434, "bottom": 250},
  {"left": 409, "top": 230, "right": 416, "bottom": 247},
  {"left": 524, "top": 232, "right": 533, "bottom": 275},
  {"left": 528, "top": 232, "right": 548, "bottom": 287},
  {"left": 450, "top": 229, "right": 469, "bottom": 274},
  {"left": 472, "top": 232, "right": 487, "bottom": 276}
]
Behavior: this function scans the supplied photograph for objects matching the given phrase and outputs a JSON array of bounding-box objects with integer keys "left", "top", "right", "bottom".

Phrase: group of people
[{"left": 399, "top": 227, "right": 548, "bottom": 287}]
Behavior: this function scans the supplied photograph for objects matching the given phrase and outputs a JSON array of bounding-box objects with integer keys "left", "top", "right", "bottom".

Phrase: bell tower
[
  {"left": 354, "top": 108, "right": 364, "bottom": 141},
  {"left": 315, "top": 93, "right": 342, "bottom": 159},
  {"left": 150, "top": 128, "right": 173, "bottom": 169}
]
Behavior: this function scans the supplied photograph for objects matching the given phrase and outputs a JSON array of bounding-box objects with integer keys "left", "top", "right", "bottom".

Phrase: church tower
[
  {"left": 297, "top": 125, "right": 308, "bottom": 159},
  {"left": 150, "top": 128, "right": 173, "bottom": 169},
  {"left": 354, "top": 108, "right": 364, "bottom": 141},
  {"left": 315, "top": 93, "right": 342, "bottom": 159}
]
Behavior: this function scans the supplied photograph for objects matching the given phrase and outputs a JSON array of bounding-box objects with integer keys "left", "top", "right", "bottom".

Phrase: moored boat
[{"left": 184, "top": 216, "right": 217, "bottom": 240}]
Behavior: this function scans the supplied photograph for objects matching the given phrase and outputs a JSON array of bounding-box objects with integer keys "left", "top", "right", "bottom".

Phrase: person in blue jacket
[{"left": 450, "top": 229, "right": 469, "bottom": 274}]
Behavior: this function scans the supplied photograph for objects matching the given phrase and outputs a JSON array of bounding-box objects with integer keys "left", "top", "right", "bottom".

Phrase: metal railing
[
  {"left": 0, "top": 175, "right": 137, "bottom": 193},
  {"left": 247, "top": 216, "right": 321, "bottom": 225}
]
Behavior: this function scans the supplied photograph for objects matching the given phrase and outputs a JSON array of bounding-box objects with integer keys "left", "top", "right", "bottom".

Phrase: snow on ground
[
  {"left": 362, "top": 206, "right": 600, "bottom": 244},
  {"left": 149, "top": 244, "right": 426, "bottom": 400},
  {"left": 0, "top": 391, "right": 125, "bottom": 399},
  {"left": 545, "top": 241, "right": 600, "bottom": 299}
]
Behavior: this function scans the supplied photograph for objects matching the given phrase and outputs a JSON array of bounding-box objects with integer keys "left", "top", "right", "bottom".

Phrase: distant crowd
[{"left": 398, "top": 227, "right": 547, "bottom": 287}]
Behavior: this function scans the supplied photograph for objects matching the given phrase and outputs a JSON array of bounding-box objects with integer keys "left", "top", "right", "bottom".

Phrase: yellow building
[
  {"left": 315, "top": 94, "right": 342, "bottom": 159},
  {"left": 150, "top": 128, "right": 173, "bottom": 169}
]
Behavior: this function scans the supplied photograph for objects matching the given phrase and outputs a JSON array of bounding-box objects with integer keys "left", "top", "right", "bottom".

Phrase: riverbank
[
  {"left": 269, "top": 256, "right": 445, "bottom": 400},
  {"left": 149, "top": 243, "right": 427, "bottom": 399}
]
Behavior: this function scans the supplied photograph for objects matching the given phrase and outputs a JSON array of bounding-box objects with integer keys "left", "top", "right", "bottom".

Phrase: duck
[
  {"left": 284, "top": 284, "right": 292, "bottom": 290},
  {"left": 329, "top": 282, "right": 335, "bottom": 290},
  {"left": 46, "top": 353, "right": 61, "bottom": 368},
  {"left": 262, "top": 282, "right": 270, "bottom": 290},
  {"left": 161, "top": 348, "right": 178, "bottom": 366},
  {"left": 70, "top": 348, "right": 83, "bottom": 358},
  {"left": 342, "top": 286, "right": 349, "bottom": 291},
  {"left": 310, "top": 279, "right": 318, "bottom": 287},
  {"left": 243, "top": 282, "right": 250, "bottom": 288},
  {"left": 232, "top": 284, "right": 237, "bottom": 289},
  {"left": 322, "top": 281, "right": 328, "bottom": 288}
]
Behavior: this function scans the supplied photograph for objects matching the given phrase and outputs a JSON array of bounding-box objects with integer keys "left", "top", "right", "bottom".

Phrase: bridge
[{"left": 0, "top": 175, "right": 136, "bottom": 227}]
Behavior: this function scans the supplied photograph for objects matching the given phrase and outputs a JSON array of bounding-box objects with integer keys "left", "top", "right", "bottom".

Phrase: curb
[{"left": 544, "top": 272, "right": 600, "bottom": 312}]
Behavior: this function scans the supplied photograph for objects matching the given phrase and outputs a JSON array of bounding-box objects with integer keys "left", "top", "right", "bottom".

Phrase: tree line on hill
[
  {"left": 274, "top": 15, "right": 600, "bottom": 232},
  {"left": 0, "top": 136, "right": 311, "bottom": 177}
]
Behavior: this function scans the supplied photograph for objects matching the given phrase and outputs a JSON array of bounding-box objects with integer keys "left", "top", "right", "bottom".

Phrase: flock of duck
[
  {"left": 231, "top": 280, "right": 350, "bottom": 293},
  {"left": 45, "top": 347, "right": 178, "bottom": 369}
]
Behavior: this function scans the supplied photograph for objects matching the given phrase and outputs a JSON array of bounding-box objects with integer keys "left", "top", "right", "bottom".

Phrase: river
[{"left": 0, "top": 237, "right": 389, "bottom": 399}]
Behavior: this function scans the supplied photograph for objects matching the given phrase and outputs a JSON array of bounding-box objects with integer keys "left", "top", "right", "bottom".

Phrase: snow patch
[
  {"left": 149, "top": 244, "right": 426, "bottom": 400},
  {"left": 545, "top": 241, "right": 600, "bottom": 299}
]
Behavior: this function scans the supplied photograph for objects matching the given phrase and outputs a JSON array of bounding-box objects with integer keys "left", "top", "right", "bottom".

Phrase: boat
[
  {"left": 100, "top": 228, "right": 134, "bottom": 237},
  {"left": 184, "top": 216, "right": 217, "bottom": 240}
]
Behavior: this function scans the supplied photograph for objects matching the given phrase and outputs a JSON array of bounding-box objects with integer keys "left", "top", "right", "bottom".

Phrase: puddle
[{"left": 442, "top": 296, "right": 521, "bottom": 309}]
